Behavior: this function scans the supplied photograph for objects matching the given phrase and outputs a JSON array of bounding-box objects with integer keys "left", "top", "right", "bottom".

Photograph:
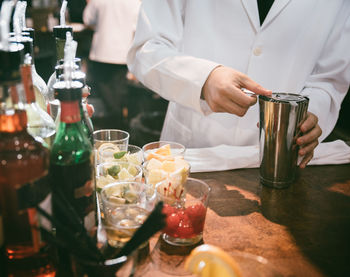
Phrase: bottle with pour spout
[
  {"left": 0, "top": 2, "right": 55, "bottom": 275},
  {"left": 9, "top": 2, "right": 56, "bottom": 146},
  {"left": 49, "top": 63, "right": 95, "bottom": 275}
]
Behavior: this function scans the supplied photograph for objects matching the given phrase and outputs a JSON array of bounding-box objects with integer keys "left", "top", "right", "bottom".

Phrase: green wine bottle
[
  {"left": 50, "top": 80, "right": 95, "bottom": 227},
  {"left": 49, "top": 80, "right": 95, "bottom": 275}
]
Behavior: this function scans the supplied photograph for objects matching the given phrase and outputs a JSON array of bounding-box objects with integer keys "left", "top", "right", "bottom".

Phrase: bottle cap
[
  {"left": 53, "top": 26, "right": 73, "bottom": 40},
  {"left": 53, "top": 80, "right": 83, "bottom": 101},
  {"left": 0, "top": 44, "right": 24, "bottom": 83}
]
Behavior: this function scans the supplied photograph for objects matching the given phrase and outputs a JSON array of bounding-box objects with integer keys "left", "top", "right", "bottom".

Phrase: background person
[{"left": 83, "top": 0, "right": 141, "bottom": 129}]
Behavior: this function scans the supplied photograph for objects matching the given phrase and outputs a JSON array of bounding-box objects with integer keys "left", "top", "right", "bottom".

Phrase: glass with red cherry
[{"left": 156, "top": 178, "right": 211, "bottom": 246}]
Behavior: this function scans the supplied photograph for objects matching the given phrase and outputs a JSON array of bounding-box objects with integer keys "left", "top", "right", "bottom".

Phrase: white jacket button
[{"left": 253, "top": 47, "right": 262, "bottom": 56}]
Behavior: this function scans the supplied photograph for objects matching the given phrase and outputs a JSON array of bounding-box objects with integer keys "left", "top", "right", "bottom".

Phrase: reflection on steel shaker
[{"left": 259, "top": 93, "right": 309, "bottom": 188}]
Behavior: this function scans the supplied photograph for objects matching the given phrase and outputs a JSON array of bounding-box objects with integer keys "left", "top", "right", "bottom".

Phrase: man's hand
[
  {"left": 297, "top": 112, "right": 322, "bottom": 168},
  {"left": 202, "top": 66, "right": 272, "bottom": 116}
]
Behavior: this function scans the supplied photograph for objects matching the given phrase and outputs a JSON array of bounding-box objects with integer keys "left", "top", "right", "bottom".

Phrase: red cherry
[
  {"left": 164, "top": 213, "right": 181, "bottom": 235},
  {"left": 186, "top": 204, "right": 206, "bottom": 220},
  {"left": 177, "top": 219, "right": 195, "bottom": 238}
]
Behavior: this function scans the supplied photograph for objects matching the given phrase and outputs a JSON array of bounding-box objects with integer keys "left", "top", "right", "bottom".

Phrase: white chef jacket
[
  {"left": 127, "top": 0, "right": 350, "bottom": 148},
  {"left": 83, "top": 0, "right": 141, "bottom": 64}
]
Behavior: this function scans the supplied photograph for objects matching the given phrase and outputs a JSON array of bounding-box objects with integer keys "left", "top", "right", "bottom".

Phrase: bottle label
[
  {"left": 50, "top": 160, "right": 94, "bottom": 222},
  {"left": 60, "top": 101, "right": 81, "bottom": 124},
  {"left": 16, "top": 172, "right": 51, "bottom": 211},
  {"left": 20, "top": 64, "right": 36, "bottom": 103}
]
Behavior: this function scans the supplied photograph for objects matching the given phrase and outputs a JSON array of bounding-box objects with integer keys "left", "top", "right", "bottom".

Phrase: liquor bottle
[
  {"left": 50, "top": 80, "right": 95, "bottom": 225},
  {"left": 49, "top": 80, "right": 95, "bottom": 275},
  {"left": 20, "top": 53, "right": 56, "bottom": 146},
  {"left": 0, "top": 43, "right": 55, "bottom": 276},
  {"left": 47, "top": 25, "right": 73, "bottom": 119}
]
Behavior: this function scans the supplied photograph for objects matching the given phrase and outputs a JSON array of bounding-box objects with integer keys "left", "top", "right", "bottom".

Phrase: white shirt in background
[{"left": 83, "top": 0, "right": 141, "bottom": 65}]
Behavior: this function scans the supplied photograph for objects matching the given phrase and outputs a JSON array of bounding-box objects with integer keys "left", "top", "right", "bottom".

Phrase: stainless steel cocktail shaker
[{"left": 259, "top": 93, "right": 309, "bottom": 188}]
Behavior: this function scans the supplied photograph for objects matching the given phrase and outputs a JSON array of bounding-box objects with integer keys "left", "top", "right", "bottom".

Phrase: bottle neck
[
  {"left": 20, "top": 64, "right": 36, "bottom": 104},
  {"left": 60, "top": 100, "right": 81, "bottom": 124}
]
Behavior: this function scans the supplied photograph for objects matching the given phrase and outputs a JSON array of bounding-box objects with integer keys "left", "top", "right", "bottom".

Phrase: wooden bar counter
[{"left": 141, "top": 164, "right": 350, "bottom": 277}]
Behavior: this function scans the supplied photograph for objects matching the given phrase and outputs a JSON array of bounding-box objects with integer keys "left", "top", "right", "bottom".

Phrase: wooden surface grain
[{"left": 138, "top": 164, "right": 350, "bottom": 277}]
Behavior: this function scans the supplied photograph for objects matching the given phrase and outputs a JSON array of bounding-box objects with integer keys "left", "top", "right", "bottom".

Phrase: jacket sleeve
[
  {"left": 301, "top": 3, "right": 350, "bottom": 142},
  {"left": 127, "top": 0, "right": 219, "bottom": 115}
]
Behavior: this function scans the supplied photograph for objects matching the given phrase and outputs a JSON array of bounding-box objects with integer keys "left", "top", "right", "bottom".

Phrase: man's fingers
[
  {"left": 299, "top": 152, "right": 314, "bottom": 169},
  {"left": 240, "top": 75, "right": 272, "bottom": 96},
  {"left": 300, "top": 113, "right": 318, "bottom": 133},
  {"left": 297, "top": 124, "right": 322, "bottom": 146},
  {"left": 230, "top": 88, "right": 258, "bottom": 107},
  {"left": 298, "top": 140, "right": 318, "bottom": 156}
]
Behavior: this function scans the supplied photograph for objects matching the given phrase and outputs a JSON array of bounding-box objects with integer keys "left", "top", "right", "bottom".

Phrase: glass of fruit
[
  {"left": 96, "top": 161, "right": 143, "bottom": 219},
  {"left": 100, "top": 181, "right": 156, "bottom": 248},
  {"left": 156, "top": 178, "right": 211, "bottom": 246},
  {"left": 143, "top": 156, "right": 190, "bottom": 189},
  {"left": 142, "top": 141, "right": 186, "bottom": 161},
  {"left": 93, "top": 129, "right": 130, "bottom": 165}
]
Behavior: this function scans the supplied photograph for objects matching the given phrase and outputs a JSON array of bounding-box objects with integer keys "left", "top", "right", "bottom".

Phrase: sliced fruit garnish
[
  {"left": 146, "top": 144, "right": 173, "bottom": 161},
  {"left": 185, "top": 244, "right": 242, "bottom": 277}
]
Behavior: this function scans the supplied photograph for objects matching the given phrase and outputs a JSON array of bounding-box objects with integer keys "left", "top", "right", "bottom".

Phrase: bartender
[{"left": 127, "top": 0, "right": 350, "bottom": 168}]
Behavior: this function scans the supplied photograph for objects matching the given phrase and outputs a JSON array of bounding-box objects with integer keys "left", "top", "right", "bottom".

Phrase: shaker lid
[
  {"left": 259, "top": 93, "right": 308, "bottom": 104},
  {"left": 0, "top": 43, "right": 24, "bottom": 83}
]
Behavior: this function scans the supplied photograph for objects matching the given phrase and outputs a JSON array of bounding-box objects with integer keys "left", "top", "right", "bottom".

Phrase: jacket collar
[{"left": 241, "top": 0, "right": 292, "bottom": 32}]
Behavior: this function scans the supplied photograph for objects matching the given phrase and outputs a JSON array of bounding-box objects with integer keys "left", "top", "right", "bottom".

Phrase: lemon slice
[
  {"left": 98, "top": 143, "right": 121, "bottom": 162},
  {"left": 185, "top": 244, "right": 242, "bottom": 277}
]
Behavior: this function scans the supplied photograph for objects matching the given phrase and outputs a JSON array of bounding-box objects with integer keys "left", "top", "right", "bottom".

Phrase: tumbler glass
[
  {"left": 101, "top": 181, "right": 156, "bottom": 248},
  {"left": 93, "top": 129, "right": 130, "bottom": 165},
  {"left": 156, "top": 178, "right": 210, "bottom": 246}
]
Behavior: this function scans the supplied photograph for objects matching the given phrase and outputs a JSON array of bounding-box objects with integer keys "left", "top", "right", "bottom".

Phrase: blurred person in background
[
  {"left": 127, "top": 0, "right": 350, "bottom": 168},
  {"left": 83, "top": 0, "right": 141, "bottom": 128}
]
